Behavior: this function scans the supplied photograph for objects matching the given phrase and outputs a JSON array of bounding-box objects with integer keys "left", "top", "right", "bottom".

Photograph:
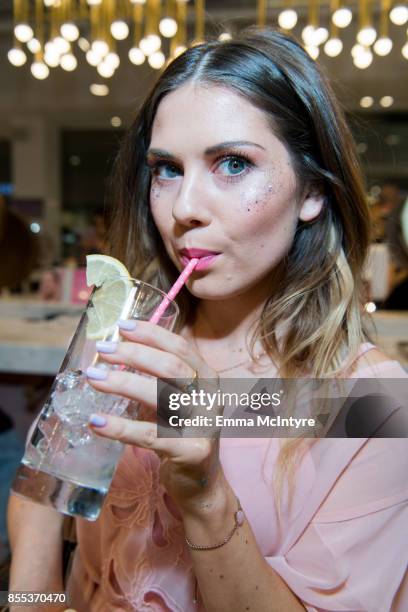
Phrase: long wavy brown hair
[{"left": 107, "top": 28, "right": 375, "bottom": 518}]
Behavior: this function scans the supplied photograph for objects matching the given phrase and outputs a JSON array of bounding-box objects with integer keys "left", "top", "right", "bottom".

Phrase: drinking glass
[{"left": 12, "top": 278, "right": 179, "bottom": 520}]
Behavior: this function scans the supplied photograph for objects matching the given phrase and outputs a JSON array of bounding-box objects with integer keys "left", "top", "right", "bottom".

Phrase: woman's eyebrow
[
  {"left": 204, "top": 140, "right": 266, "bottom": 155},
  {"left": 146, "top": 140, "right": 265, "bottom": 161},
  {"left": 146, "top": 148, "right": 177, "bottom": 161}
]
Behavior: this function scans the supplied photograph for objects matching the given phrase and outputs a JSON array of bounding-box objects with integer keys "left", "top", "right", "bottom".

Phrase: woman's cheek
[
  {"left": 150, "top": 178, "right": 180, "bottom": 213},
  {"left": 238, "top": 165, "right": 289, "bottom": 215},
  {"left": 239, "top": 183, "right": 275, "bottom": 213},
  {"left": 150, "top": 180, "right": 163, "bottom": 212},
  {"left": 233, "top": 184, "right": 298, "bottom": 264}
]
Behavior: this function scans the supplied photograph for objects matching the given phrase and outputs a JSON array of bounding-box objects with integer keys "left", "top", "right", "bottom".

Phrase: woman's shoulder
[{"left": 348, "top": 341, "right": 407, "bottom": 378}]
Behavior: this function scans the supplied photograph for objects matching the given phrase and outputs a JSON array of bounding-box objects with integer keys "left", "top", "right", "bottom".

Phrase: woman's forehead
[{"left": 150, "top": 82, "right": 279, "bottom": 151}]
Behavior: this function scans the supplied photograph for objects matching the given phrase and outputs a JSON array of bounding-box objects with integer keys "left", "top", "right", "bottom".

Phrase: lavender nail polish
[
  {"left": 95, "top": 340, "right": 118, "bottom": 353},
  {"left": 89, "top": 414, "right": 107, "bottom": 427},
  {"left": 86, "top": 366, "right": 108, "bottom": 380},
  {"left": 118, "top": 319, "right": 137, "bottom": 331}
]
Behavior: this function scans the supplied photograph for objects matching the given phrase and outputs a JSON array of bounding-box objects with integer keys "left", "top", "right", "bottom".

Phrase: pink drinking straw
[{"left": 149, "top": 258, "right": 199, "bottom": 325}]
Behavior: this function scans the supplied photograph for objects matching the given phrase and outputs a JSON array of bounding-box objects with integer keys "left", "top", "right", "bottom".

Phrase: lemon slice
[
  {"left": 85, "top": 255, "right": 132, "bottom": 339},
  {"left": 86, "top": 254, "right": 130, "bottom": 288}
]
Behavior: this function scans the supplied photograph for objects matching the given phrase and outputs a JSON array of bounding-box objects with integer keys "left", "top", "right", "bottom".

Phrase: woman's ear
[{"left": 298, "top": 188, "right": 325, "bottom": 222}]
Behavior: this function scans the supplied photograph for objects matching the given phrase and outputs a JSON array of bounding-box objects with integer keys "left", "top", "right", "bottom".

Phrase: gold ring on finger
[{"left": 182, "top": 368, "right": 199, "bottom": 394}]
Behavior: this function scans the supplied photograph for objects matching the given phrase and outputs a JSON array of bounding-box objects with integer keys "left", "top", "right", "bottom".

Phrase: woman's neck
[
  {"left": 195, "top": 299, "right": 262, "bottom": 345},
  {"left": 188, "top": 283, "right": 273, "bottom": 372}
]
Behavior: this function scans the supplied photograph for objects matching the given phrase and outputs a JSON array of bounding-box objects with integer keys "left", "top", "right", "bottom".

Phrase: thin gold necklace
[{"left": 190, "top": 331, "right": 266, "bottom": 374}]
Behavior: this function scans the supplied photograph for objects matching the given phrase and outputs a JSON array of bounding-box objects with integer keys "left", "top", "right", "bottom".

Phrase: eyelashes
[
  {"left": 146, "top": 151, "right": 255, "bottom": 184},
  {"left": 216, "top": 152, "right": 254, "bottom": 183},
  {"left": 148, "top": 160, "right": 181, "bottom": 180}
]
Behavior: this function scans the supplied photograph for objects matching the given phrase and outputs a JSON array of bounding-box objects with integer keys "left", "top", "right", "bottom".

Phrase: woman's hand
[{"left": 86, "top": 320, "right": 223, "bottom": 513}]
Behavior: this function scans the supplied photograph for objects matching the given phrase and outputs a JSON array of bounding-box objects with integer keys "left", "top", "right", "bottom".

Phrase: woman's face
[{"left": 148, "top": 83, "right": 322, "bottom": 300}]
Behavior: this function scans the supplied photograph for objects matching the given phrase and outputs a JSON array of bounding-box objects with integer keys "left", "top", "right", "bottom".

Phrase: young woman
[{"left": 9, "top": 29, "right": 407, "bottom": 611}]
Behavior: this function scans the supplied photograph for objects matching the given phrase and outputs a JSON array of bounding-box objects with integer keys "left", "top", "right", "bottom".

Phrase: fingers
[
  {"left": 118, "top": 320, "right": 198, "bottom": 366},
  {"left": 95, "top": 340, "right": 195, "bottom": 380},
  {"left": 117, "top": 321, "right": 216, "bottom": 378},
  {"left": 88, "top": 413, "right": 213, "bottom": 463},
  {"left": 87, "top": 369, "right": 157, "bottom": 408},
  {"left": 89, "top": 413, "right": 163, "bottom": 449}
]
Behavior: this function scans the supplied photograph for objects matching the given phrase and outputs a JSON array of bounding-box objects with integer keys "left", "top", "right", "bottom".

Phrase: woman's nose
[{"left": 171, "top": 168, "right": 212, "bottom": 228}]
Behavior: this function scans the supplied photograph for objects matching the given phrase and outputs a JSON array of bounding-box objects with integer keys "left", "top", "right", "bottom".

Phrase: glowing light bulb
[
  {"left": 89, "top": 83, "right": 109, "bottom": 96},
  {"left": 365, "top": 302, "right": 376, "bottom": 313},
  {"left": 357, "top": 26, "right": 377, "bottom": 46},
  {"left": 373, "top": 37, "right": 393, "bottom": 56},
  {"left": 128, "top": 47, "right": 145, "bottom": 65},
  {"left": 402, "top": 41, "right": 408, "bottom": 59},
  {"left": 60, "top": 22, "right": 80, "bottom": 42},
  {"left": 302, "top": 25, "right": 316, "bottom": 46},
  {"left": 60, "top": 53, "right": 77, "bottom": 71},
  {"left": 305, "top": 45, "right": 319, "bottom": 59},
  {"left": 45, "top": 41, "right": 58, "bottom": 55},
  {"left": 86, "top": 49, "right": 101, "bottom": 66},
  {"left": 139, "top": 34, "right": 161, "bottom": 55},
  {"left": 148, "top": 50, "right": 165, "bottom": 69},
  {"left": 353, "top": 48, "right": 373, "bottom": 69},
  {"left": 389, "top": 5, "right": 408, "bottom": 26},
  {"left": 92, "top": 40, "right": 109, "bottom": 57},
  {"left": 360, "top": 96, "right": 374, "bottom": 108},
  {"left": 14, "top": 23, "right": 34, "bottom": 43},
  {"left": 53, "top": 36, "right": 70, "bottom": 54},
  {"left": 159, "top": 17, "right": 178, "bottom": 37},
  {"left": 110, "top": 20, "right": 129, "bottom": 40},
  {"left": 97, "top": 61, "right": 115, "bottom": 78},
  {"left": 78, "top": 37, "right": 90, "bottom": 52},
  {"left": 351, "top": 43, "right": 365, "bottom": 58},
  {"left": 31, "top": 61, "right": 50, "bottom": 79},
  {"left": 278, "top": 9, "right": 298, "bottom": 30},
  {"left": 313, "top": 27, "right": 329, "bottom": 45},
  {"left": 332, "top": 8, "right": 353, "bottom": 28},
  {"left": 44, "top": 42, "right": 60, "bottom": 66},
  {"left": 104, "top": 52, "right": 120, "bottom": 69},
  {"left": 379, "top": 95, "right": 394, "bottom": 107},
  {"left": 324, "top": 38, "right": 343, "bottom": 56},
  {"left": 27, "top": 38, "right": 41, "bottom": 53},
  {"left": 44, "top": 50, "right": 60, "bottom": 67},
  {"left": 218, "top": 32, "right": 232, "bottom": 41},
  {"left": 7, "top": 48, "right": 27, "bottom": 66},
  {"left": 30, "top": 222, "right": 41, "bottom": 233}
]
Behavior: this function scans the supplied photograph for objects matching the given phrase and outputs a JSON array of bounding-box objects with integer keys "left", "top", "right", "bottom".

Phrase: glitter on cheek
[
  {"left": 238, "top": 165, "right": 288, "bottom": 214},
  {"left": 149, "top": 181, "right": 162, "bottom": 210},
  {"left": 239, "top": 182, "right": 277, "bottom": 213},
  {"left": 239, "top": 186, "right": 267, "bottom": 213}
]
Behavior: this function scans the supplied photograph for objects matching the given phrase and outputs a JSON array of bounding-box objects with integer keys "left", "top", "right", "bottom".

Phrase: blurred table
[
  {"left": 0, "top": 299, "right": 407, "bottom": 375},
  {"left": 0, "top": 298, "right": 82, "bottom": 375}
]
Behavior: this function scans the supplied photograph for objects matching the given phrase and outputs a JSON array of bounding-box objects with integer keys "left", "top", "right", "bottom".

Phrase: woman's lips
[{"left": 180, "top": 254, "right": 220, "bottom": 271}]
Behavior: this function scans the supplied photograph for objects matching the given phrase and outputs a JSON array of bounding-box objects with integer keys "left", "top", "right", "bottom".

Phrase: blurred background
[{"left": 0, "top": 0, "right": 407, "bottom": 571}]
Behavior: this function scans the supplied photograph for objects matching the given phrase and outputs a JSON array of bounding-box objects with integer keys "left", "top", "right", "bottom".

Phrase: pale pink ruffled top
[{"left": 67, "top": 343, "right": 408, "bottom": 611}]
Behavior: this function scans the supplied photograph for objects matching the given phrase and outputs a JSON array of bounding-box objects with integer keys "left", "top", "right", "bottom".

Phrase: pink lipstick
[{"left": 179, "top": 248, "right": 221, "bottom": 271}]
